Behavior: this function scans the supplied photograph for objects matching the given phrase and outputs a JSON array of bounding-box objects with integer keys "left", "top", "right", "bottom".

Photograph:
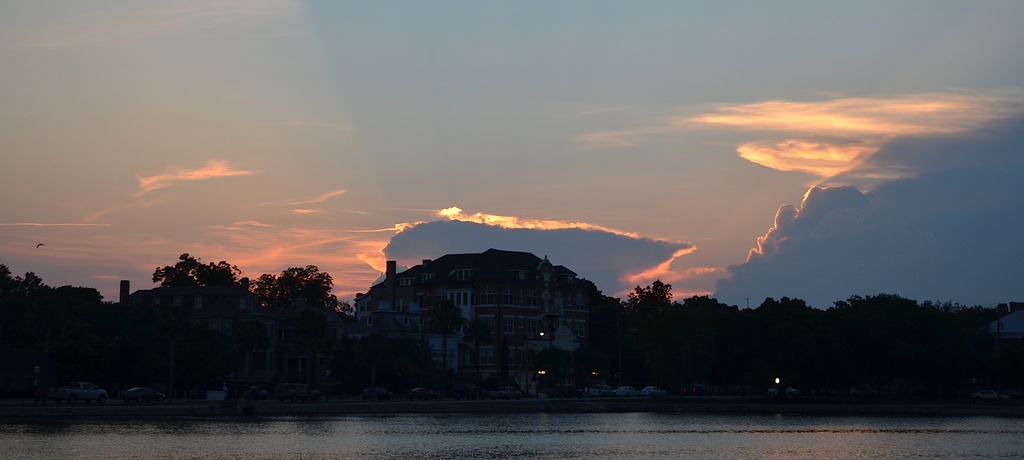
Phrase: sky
[{"left": 2, "top": 1, "right": 1023, "bottom": 309}]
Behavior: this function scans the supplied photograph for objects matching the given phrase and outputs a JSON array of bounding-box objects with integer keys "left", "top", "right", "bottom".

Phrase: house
[
  {"left": 990, "top": 302, "right": 1024, "bottom": 339},
  {"left": 351, "top": 248, "right": 590, "bottom": 389}
]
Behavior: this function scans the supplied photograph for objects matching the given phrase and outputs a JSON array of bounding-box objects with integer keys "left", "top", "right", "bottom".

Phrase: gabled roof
[
  {"left": 372, "top": 248, "right": 576, "bottom": 289},
  {"left": 990, "top": 310, "right": 1024, "bottom": 338}
]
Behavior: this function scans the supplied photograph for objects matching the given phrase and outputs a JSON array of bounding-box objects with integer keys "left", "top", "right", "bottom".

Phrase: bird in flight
[{"left": 36, "top": 243, "right": 44, "bottom": 248}]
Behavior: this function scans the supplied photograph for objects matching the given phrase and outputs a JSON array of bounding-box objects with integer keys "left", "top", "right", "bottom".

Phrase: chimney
[
  {"left": 240, "top": 277, "right": 250, "bottom": 290},
  {"left": 119, "top": 280, "right": 130, "bottom": 305},
  {"left": 387, "top": 261, "right": 397, "bottom": 312},
  {"left": 422, "top": 259, "right": 431, "bottom": 267}
]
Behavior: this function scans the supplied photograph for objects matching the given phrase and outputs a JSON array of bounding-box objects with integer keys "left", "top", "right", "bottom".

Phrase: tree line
[
  {"left": 1, "top": 254, "right": 1018, "bottom": 399},
  {"left": 585, "top": 281, "right": 1017, "bottom": 398}
]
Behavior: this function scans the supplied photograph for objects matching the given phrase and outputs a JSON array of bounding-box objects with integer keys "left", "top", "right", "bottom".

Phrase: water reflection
[{"left": 2, "top": 413, "right": 1023, "bottom": 459}]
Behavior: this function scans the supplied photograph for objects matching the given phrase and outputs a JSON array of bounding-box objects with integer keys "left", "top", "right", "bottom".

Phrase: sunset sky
[{"left": 2, "top": 1, "right": 1023, "bottom": 308}]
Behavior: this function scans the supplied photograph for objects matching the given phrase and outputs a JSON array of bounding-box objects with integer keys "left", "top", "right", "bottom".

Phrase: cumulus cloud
[
  {"left": 382, "top": 212, "right": 697, "bottom": 297},
  {"left": 714, "top": 115, "right": 1024, "bottom": 308}
]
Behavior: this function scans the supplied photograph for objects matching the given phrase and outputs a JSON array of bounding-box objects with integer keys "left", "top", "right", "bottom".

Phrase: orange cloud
[
  {"left": 624, "top": 247, "right": 698, "bottom": 284},
  {"left": 692, "top": 91, "right": 1023, "bottom": 179},
  {"left": 736, "top": 139, "right": 882, "bottom": 176},
  {"left": 136, "top": 159, "right": 257, "bottom": 195},
  {"left": 437, "top": 206, "right": 640, "bottom": 238}
]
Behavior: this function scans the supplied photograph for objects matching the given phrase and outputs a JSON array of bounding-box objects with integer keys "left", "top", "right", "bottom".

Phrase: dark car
[
  {"left": 682, "top": 384, "right": 710, "bottom": 398},
  {"left": 549, "top": 384, "right": 584, "bottom": 398},
  {"left": 453, "top": 383, "right": 484, "bottom": 400},
  {"left": 274, "top": 383, "right": 320, "bottom": 402},
  {"left": 362, "top": 386, "right": 394, "bottom": 401},
  {"left": 406, "top": 387, "right": 442, "bottom": 401},
  {"left": 124, "top": 386, "right": 166, "bottom": 403}
]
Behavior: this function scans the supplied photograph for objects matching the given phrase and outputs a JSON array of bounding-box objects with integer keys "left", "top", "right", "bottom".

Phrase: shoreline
[{"left": 3, "top": 397, "right": 1024, "bottom": 420}]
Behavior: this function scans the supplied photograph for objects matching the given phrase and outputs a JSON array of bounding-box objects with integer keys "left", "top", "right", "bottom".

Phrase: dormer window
[
  {"left": 422, "top": 273, "right": 434, "bottom": 282},
  {"left": 452, "top": 269, "right": 473, "bottom": 280},
  {"left": 399, "top": 278, "right": 413, "bottom": 287}
]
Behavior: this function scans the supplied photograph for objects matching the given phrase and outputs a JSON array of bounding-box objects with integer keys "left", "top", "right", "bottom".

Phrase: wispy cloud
[
  {"left": 261, "top": 189, "right": 347, "bottom": 207},
  {"left": 136, "top": 159, "right": 257, "bottom": 195},
  {"left": 436, "top": 206, "right": 640, "bottom": 238},
  {"left": 572, "top": 126, "right": 677, "bottom": 150},
  {"left": 691, "top": 91, "right": 1023, "bottom": 179}
]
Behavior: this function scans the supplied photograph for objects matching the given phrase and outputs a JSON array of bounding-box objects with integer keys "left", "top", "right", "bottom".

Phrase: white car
[
  {"left": 615, "top": 386, "right": 641, "bottom": 398},
  {"left": 972, "top": 390, "right": 1009, "bottom": 400},
  {"left": 767, "top": 386, "right": 800, "bottom": 398},
  {"left": 640, "top": 386, "right": 667, "bottom": 397},
  {"left": 586, "top": 383, "right": 615, "bottom": 398}
]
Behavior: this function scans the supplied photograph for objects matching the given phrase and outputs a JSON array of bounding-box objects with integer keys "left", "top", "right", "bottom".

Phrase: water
[{"left": 3, "top": 412, "right": 1023, "bottom": 459}]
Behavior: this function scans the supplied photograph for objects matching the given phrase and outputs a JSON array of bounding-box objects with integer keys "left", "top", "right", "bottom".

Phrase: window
[
  {"left": 452, "top": 269, "right": 473, "bottom": 280},
  {"left": 403, "top": 316, "right": 409, "bottom": 326},
  {"left": 480, "top": 288, "right": 494, "bottom": 305},
  {"left": 448, "top": 290, "right": 474, "bottom": 307},
  {"left": 576, "top": 293, "right": 586, "bottom": 309},
  {"left": 399, "top": 277, "right": 413, "bottom": 286},
  {"left": 366, "top": 315, "right": 374, "bottom": 327},
  {"left": 194, "top": 296, "right": 203, "bottom": 310},
  {"left": 481, "top": 347, "right": 495, "bottom": 365},
  {"left": 482, "top": 316, "right": 495, "bottom": 331},
  {"left": 503, "top": 315, "right": 515, "bottom": 334},
  {"left": 527, "top": 319, "right": 537, "bottom": 334},
  {"left": 504, "top": 288, "right": 515, "bottom": 305},
  {"left": 527, "top": 290, "right": 537, "bottom": 306},
  {"left": 173, "top": 296, "right": 182, "bottom": 306},
  {"left": 554, "top": 291, "right": 563, "bottom": 307},
  {"left": 422, "top": 273, "right": 434, "bottom": 282},
  {"left": 517, "top": 317, "right": 524, "bottom": 329},
  {"left": 239, "top": 297, "right": 251, "bottom": 310},
  {"left": 396, "top": 298, "right": 406, "bottom": 312},
  {"left": 542, "top": 291, "right": 550, "bottom": 307},
  {"left": 576, "top": 320, "right": 586, "bottom": 338}
]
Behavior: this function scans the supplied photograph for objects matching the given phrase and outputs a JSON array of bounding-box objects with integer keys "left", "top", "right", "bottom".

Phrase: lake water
[{"left": 3, "top": 412, "right": 1023, "bottom": 459}]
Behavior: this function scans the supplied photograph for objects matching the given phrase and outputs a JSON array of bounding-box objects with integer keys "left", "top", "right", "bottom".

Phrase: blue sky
[{"left": 2, "top": 1, "right": 1023, "bottom": 308}]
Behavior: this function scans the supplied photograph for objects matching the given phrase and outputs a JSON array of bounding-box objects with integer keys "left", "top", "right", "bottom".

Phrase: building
[{"left": 352, "top": 249, "right": 590, "bottom": 391}]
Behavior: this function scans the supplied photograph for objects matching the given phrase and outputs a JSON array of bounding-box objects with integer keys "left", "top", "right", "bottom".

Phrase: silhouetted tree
[
  {"left": 252, "top": 265, "right": 338, "bottom": 311},
  {"left": 152, "top": 253, "right": 241, "bottom": 287},
  {"left": 429, "top": 298, "right": 465, "bottom": 396},
  {"left": 463, "top": 318, "right": 492, "bottom": 384}
]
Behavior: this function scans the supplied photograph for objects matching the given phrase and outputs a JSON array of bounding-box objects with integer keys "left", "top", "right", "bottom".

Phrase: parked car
[
  {"left": 615, "top": 385, "right": 641, "bottom": 398},
  {"left": 850, "top": 386, "right": 878, "bottom": 397},
  {"left": 49, "top": 381, "right": 107, "bottom": 404},
  {"left": 406, "top": 387, "right": 442, "bottom": 401},
  {"left": 972, "top": 390, "right": 1009, "bottom": 400},
  {"left": 681, "top": 384, "right": 710, "bottom": 398},
  {"left": 640, "top": 386, "right": 667, "bottom": 397},
  {"left": 768, "top": 386, "right": 801, "bottom": 398},
  {"left": 123, "top": 386, "right": 166, "bottom": 403},
  {"left": 362, "top": 387, "right": 394, "bottom": 401},
  {"left": 453, "top": 383, "right": 484, "bottom": 400},
  {"left": 549, "top": 384, "right": 584, "bottom": 398},
  {"left": 274, "top": 383, "right": 320, "bottom": 402},
  {"left": 586, "top": 383, "right": 615, "bottom": 398},
  {"left": 490, "top": 386, "right": 523, "bottom": 400}
]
